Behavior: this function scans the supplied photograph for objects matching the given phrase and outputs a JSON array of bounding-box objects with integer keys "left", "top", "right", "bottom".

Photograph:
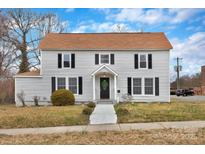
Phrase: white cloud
[
  {"left": 106, "top": 8, "right": 205, "bottom": 25},
  {"left": 107, "top": 9, "right": 167, "bottom": 25},
  {"left": 65, "top": 8, "right": 75, "bottom": 13},
  {"left": 170, "top": 32, "right": 205, "bottom": 78},
  {"left": 93, "top": 8, "right": 112, "bottom": 15},
  {"left": 72, "top": 21, "right": 134, "bottom": 33},
  {"left": 168, "top": 8, "right": 203, "bottom": 23}
]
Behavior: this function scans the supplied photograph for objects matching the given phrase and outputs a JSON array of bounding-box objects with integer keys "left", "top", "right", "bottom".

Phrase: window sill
[{"left": 132, "top": 94, "right": 155, "bottom": 97}]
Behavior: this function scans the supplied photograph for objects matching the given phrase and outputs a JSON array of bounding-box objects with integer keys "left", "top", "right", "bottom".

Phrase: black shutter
[
  {"left": 78, "top": 76, "right": 83, "bottom": 95},
  {"left": 51, "top": 77, "right": 56, "bottom": 93},
  {"left": 58, "top": 53, "right": 62, "bottom": 68},
  {"left": 155, "top": 77, "right": 159, "bottom": 96},
  {"left": 110, "top": 54, "right": 114, "bottom": 64},
  {"left": 95, "top": 54, "right": 99, "bottom": 65},
  {"left": 148, "top": 54, "right": 152, "bottom": 69},
  {"left": 71, "top": 53, "right": 75, "bottom": 68},
  {"left": 127, "top": 77, "right": 132, "bottom": 95},
  {"left": 134, "top": 54, "right": 138, "bottom": 69}
]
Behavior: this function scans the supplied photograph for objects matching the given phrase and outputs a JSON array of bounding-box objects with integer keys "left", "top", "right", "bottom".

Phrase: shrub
[
  {"left": 87, "top": 102, "right": 96, "bottom": 108},
  {"left": 17, "top": 91, "right": 26, "bottom": 107},
  {"left": 33, "top": 96, "right": 40, "bottom": 106},
  {"left": 51, "top": 89, "right": 75, "bottom": 106},
  {"left": 82, "top": 107, "right": 93, "bottom": 115},
  {"left": 116, "top": 108, "right": 129, "bottom": 116}
]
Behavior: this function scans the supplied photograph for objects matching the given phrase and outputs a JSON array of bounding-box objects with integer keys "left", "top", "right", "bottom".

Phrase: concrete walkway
[
  {"left": 89, "top": 104, "right": 117, "bottom": 124},
  {"left": 1, "top": 121, "right": 205, "bottom": 135}
]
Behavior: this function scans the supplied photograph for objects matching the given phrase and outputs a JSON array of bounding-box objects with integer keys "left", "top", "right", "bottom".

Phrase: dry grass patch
[
  {"left": 0, "top": 104, "right": 89, "bottom": 129},
  {"left": 115, "top": 101, "right": 205, "bottom": 123},
  {"left": 0, "top": 128, "right": 205, "bottom": 144}
]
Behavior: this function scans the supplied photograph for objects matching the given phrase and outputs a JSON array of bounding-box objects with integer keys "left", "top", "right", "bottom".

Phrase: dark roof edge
[
  {"left": 40, "top": 48, "right": 172, "bottom": 51},
  {"left": 49, "top": 32, "right": 164, "bottom": 35}
]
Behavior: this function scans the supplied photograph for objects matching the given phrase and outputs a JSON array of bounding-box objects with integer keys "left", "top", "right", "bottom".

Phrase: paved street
[{"left": 171, "top": 95, "right": 205, "bottom": 102}]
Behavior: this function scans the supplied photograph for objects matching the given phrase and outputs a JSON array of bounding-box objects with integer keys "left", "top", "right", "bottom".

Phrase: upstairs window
[
  {"left": 140, "top": 54, "right": 147, "bottom": 68},
  {"left": 144, "top": 78, "right": 153, "bottom": 95},
  {"left": 57, "top": 77, "right": 66, "bottom": 89},
  {"left": 100, "top": 54, "right": 110, "bottom": 64},
  {"left": 63, "top": 54, "right": 70, "bottom": 68}
]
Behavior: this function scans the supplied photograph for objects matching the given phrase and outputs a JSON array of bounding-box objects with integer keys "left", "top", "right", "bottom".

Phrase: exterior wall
[
  {"left": 15, "top": 50, "right": 170, "bottom": 106},
  {"left": 15, "top": 77, "right": 51, "bottom": 106}
]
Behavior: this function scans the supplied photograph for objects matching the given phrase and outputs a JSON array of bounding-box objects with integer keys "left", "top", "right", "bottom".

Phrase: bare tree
[
  {"left": 0, "top": 11, "right": 16, "bottom": 77},
  {"left": 114, "top": 24, "right": 127, "bottom": 32},
  {"left": 3, "top": 9, "right": 68, "bottom": 73},
  {"left": 0, "top": 41, "right": 16, "bottom": 77},
  {"left": 0, "top": 11, "right": 8, "bottom": 37},
  {"left": 30, "top": 13, "right": 68, "bottom": 67}
]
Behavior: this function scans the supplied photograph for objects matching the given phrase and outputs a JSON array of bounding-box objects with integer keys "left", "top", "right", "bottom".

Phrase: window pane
[
  {"left": 64, "top": 54, "right": 70, "bottom": 67},
  {"left": 57, "top": 77, "right": 66, "bottom": 89},
  {"left": 133, "top": 78, "right": 141, "bottom": 94},
  {"left": 144, "top": 78, "right": 153, "bottom": 95},
  {"left": 140, "top": 54, "right": 146, "bottom": 68},
  {"left": 69, "top": 78, "right": 77, "bottom": 85},
  {"left": 101, "top": 54, "right": 109, "bottom": 64},
  {"left": 133, "top": 78, "right": 141, "bottom": 86},
  {"left": 69, "top": 78, "right": 77, "bottom": 94},
  {"left": 133, "top": 87, "right": 141, "bottom": 95}
]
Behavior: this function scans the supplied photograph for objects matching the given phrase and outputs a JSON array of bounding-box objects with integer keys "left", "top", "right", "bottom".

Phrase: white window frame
[
  {"left": 68, "top": 77, "right": 78, "bottom": 95},
  {"left": 56, "top": 77, "right": 66, "bottom": 90},
  {"left": 138, "top": 53, "right": 148, "bottom": 69},
  {"left": 132, "top": 78, "right": 142, "bottom": 96},
  {"left": 62, "top": 53, "right": 71, "bottom": 69},
  {"left": 132, "top": 77, "right": 155, "bottom": 96},
  {"left": 144, "top": 77, "right": 155, "bottom": 96},
  {"left": 55, "top": 76, "right": 78, "bottom": 95},
  {"left": 99, "top": 53, "right": 110, "bottom": 65}
]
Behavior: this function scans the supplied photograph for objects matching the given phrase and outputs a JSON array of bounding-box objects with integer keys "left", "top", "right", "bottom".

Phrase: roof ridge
[{"left": 48, "top": 32, "right": 164, "bottom": 35}]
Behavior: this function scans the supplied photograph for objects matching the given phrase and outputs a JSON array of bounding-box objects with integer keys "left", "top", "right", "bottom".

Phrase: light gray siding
[
  {"left": 15, "top": 77, "right": 51, "bottom": 106},
  {"left": 15, "top": 50, "right": 170, "bottom": 106}
]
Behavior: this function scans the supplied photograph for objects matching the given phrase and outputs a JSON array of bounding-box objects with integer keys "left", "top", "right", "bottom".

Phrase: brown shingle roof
[
  {"left": 39, "top": 32, "right": 173, "bottom": 50},
  {"left": 15, "top": 70, "right": 40, "bottom": 77}
]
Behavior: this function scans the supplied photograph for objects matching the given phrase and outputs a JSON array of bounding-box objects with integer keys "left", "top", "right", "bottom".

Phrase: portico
[{"left": 91, "top": 65, "right": 118, "bottom": 103}]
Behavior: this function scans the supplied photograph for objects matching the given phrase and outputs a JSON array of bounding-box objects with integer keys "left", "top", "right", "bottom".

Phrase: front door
[{"left": 100, "top": 78, "right": 110, "bottom": 99}]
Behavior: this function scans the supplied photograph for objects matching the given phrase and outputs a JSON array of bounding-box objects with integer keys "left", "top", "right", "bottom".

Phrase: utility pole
[{"left": 174, "top": 57, "right": 183, "bottom": 90}]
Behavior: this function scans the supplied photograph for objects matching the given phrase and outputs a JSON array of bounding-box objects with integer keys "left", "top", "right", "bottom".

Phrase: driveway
[
  {"left": 171, "top": 95, "right": 205, "bottom": 102},
  {"left": 89, "top": 104, "right": 117, "bottom": 124}
]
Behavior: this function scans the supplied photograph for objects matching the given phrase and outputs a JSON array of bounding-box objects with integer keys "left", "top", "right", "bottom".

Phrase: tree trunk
[{"left": 19, "top": 34, "right": 29, "bottom": 73}]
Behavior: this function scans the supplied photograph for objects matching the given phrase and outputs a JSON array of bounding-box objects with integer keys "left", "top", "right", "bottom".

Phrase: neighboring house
[{"left": 15, "top": 32, "right": 173, "bottom": 106}]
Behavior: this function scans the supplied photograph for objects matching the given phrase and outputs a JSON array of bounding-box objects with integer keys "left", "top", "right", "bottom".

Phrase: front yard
[
  {"left": 1, "top": 99, "right": 205, "bottom": 129},
  {"left": 0, "top": 105, "right": 89, "bottom": 129},
  {"left": 0, "top": 128, "right": 205, "bottom": 144},
  {"left": 115, "top": 100, "right": 205, "bottom": 123}
]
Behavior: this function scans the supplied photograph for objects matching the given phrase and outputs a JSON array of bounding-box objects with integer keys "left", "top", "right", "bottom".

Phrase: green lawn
[
  {"left": 115, "top": 100, "right": 205, "bottom": 123},
  {"left": 0, "top": 104, "right": 89, "bottom": 129}
]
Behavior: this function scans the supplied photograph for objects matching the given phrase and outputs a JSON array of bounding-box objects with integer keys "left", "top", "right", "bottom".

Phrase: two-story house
[{"left": 15, "top": 32, "right": 173, "bottom": 106}]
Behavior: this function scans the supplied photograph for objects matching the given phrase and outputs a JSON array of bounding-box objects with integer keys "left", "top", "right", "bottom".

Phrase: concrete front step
[
  {"left": 90, "top": 104, "right": 117, "bottom": 125},
  {"left": 96, "top": 100, "right": 114, "bottom": 104}
]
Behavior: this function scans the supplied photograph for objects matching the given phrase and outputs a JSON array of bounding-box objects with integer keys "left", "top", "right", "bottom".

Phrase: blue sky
[{"left": 29, "top": 9, "right": 205, "bottom": 80}]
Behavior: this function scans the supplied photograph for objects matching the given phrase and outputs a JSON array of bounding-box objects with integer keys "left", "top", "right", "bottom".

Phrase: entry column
[
  {"left": 114, "top": 75, "right": 117, "bottom": 101},
  {"left": 93, "top": 75, "right": 96, "bottom": 101}
]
